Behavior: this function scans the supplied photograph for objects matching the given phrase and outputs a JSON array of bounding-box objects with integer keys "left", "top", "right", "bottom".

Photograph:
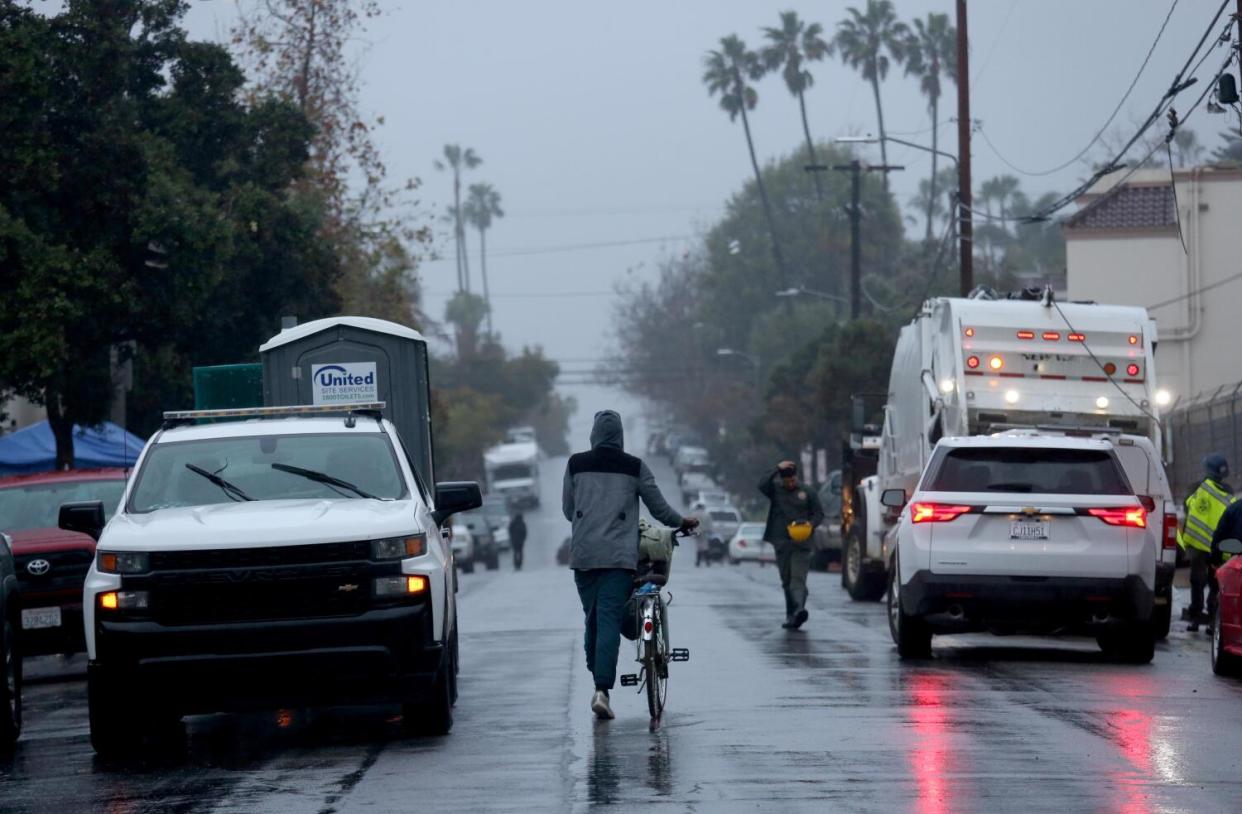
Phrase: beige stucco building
[{"left": 1064, "top": 166, "right": 1242, "bottom": 409}]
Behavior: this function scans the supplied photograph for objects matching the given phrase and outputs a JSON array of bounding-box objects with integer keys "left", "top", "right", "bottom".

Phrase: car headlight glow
[
  {"left": 98, "top": 590, "right": 149, "bottom": 610},
  {"left": 373, "top": 575, "right": 428, "bottom": 596},
  {"left": 371, "top": 535, "right": 426, "bottom": 560},
  {"left": 97, "top": 551, "right": 150, "bottom": 574}
]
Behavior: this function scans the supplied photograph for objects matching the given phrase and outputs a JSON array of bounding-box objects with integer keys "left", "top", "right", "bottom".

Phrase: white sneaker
[{"left": 591, "top": 690, "right": 614, "bottom": 720}]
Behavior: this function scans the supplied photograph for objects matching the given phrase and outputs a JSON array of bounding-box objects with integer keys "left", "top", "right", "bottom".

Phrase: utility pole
[
  {"left": 808, "top": 159, "right": 903, "bottom": 319},
  {"left": 956, "top": 0, "right": 973, "bottom": 296}
]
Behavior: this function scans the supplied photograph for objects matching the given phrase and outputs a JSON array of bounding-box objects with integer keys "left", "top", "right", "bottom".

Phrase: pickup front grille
[{"left": 136, "top": 541, "right": 388, "bottom": 626}]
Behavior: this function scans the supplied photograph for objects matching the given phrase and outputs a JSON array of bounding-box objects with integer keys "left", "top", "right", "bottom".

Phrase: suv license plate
[
  {"left": 1010, "top": 522, "right": 1048, "bottom": 540},
  {"left": 21, "top": 606, "right": 62, "bottom": 630}
]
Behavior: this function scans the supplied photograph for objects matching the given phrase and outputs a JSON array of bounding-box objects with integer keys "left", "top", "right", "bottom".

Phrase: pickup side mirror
[
  {"left": 880, "top": 488, "right": 907, "bottom": 509},
  {"left": 432, "top": 482, "right": 482, "bottom": 526},
  {"left": 59, "top": 500, "right": 106, "bottom": 541},
  {"left": 1219, "top": 538, "right": 1242, "bottom": 556}
]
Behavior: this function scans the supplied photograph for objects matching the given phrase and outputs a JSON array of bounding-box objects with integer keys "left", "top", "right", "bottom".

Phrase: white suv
[
  {"left": 882, "top": 434, "right": 1157, "bottom": 663},
  {"left": 58, "top": 404, "right": 480, "bottom": 755}
]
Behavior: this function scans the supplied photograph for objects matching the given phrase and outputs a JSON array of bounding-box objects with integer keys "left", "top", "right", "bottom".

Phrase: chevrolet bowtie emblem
[{"left": 337, "top": 583, "right": 360, "bottom": 592}]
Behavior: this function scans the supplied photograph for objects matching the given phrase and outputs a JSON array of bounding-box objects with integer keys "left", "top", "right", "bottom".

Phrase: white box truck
[
  {"left": 484, "top": 440, "right": 541, "bottom": 509},
  {"left": 842, "top": 291, "right": 1166, "bottom": 601}
]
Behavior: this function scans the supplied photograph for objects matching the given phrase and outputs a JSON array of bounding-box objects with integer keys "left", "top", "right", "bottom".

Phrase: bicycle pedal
[
  {"left": 620, "top": 674, "right": 639, "bottom": 686},
  {"left": 670, "top": 648, "right": 690, "bottom": 662}
]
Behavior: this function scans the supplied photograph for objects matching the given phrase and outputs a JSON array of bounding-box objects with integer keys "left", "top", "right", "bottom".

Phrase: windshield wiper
[
  {"left": 185, "top": 463, "right": 254, "bottom": 502},
  {"left": 271, "top": 463, "right": 379, "bottom": 500}
]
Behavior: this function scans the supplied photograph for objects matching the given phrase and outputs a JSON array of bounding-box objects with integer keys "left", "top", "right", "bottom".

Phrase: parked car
[
  {"left": 694, "top": 490, "right": 731, "bottom": 507},
  {"left": 0, "top": 531, "right": 22, "bottom": 750},
  {"left": 728, "top": 522, "right": 775, "bottom": 565},
  {"left": 702, "top": 507, "right": 742, "bottom": 546},
  {"left": 456, "top": 509, "right": 499, "bottom": 570},
  {"left": 0, "top": 469, "right": 129, "bottom": 656},
  {"left": 480, "top": 494, "right": 512, "bottom": 552},
  {"left": 672, "top": 445, "right": 710, "bottom": 476},
  {"left": 1212, "top": 538, "right": 1242, "bottom": 677},
  {"left": 451, "top": 524, "right": 476, "bottom": 574},
  {"left": 885, "top": 434, "right": 1158, "bottom": 663},
  {"left": 811, "top": 470, "right": 843, "bottom": 570},
  {"left": 680, "top": 471, "right": 718, "bottom": 505}
]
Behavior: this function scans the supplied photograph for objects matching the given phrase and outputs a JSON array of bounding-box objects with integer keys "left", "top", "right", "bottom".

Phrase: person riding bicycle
[{"left": 563, "top": 410, "right": 697, "bottom": 720}]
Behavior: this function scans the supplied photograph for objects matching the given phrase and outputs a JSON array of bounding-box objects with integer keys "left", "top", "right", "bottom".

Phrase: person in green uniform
[{"left": 759, "top": 461, "right": 824, "bottom": 630}]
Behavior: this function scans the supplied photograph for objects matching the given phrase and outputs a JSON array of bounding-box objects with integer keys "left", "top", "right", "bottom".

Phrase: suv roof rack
[
  {"left": 990, "top": 423, "right": 1127, "bottom": 439},
  {"left": 162, "top": 402, "right": 386, "bottom": 429}
]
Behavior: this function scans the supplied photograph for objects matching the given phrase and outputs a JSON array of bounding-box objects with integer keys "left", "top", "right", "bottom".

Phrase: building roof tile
[{"left": 1064, "top": 184, "right": 1176, "bottom": 231}]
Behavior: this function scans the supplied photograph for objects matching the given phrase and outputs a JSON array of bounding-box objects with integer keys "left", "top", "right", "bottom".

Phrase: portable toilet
[{"left": 259, "top": 316, "right": 435, "bottom": 487}]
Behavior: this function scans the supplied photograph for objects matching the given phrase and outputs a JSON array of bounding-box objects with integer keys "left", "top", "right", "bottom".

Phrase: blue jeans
[{"left": 574, "top": 569, "right": 634, "bottom": 691}]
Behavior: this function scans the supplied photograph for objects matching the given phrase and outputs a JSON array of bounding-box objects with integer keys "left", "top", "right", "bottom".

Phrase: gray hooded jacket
[{"left": 562, "top": 411, "right": 683, "bottom": 570}]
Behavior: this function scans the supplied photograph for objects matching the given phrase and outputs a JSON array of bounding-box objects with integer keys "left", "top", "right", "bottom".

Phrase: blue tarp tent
[{"left": 0, "top": 420, "right": 145, "bottom": 475}]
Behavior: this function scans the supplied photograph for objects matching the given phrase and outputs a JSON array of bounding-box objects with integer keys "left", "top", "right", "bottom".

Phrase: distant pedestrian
[
  {"left": 759, "top": 460, "right": 824, "bottom": 630},
  {"left": 563, "top": 410, "right": 697, "bottom": 720},
  {"left": 1180, "top": 453, "right": 1235, "bottom": 631},
  {"left": 509, "top": 512, "right": 527, "bottom": 570}
]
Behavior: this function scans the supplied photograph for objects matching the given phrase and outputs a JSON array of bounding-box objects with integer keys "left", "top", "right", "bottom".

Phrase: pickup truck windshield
[
  {"left": 129, "top": 433, "right": 406, "bottom": 512},
  {"left": 926, "top": 447, "right": 1130, "bottom": 495}
]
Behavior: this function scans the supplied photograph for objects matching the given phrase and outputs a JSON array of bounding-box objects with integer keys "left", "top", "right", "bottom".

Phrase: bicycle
[{"left": 620, "top": 528, "right": 691, "bottom": 720}]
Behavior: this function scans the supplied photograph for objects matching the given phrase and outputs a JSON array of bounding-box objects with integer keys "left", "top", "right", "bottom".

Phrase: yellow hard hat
[{"left": 787, "top": 521, "right": 813, "bottom": 543}]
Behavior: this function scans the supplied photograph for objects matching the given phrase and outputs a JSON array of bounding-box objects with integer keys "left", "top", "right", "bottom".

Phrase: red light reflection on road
[
  {"left": 908, "top": 672, "right": 952, "bottom": 814},
  {"left": 1102, "top": 674, "right": 1159, "bottom": 814}
]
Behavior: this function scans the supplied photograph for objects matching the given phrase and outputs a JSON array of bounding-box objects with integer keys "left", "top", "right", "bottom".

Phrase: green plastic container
[{"left": 192, "top": 364, "right": 263, "bottom": 411}]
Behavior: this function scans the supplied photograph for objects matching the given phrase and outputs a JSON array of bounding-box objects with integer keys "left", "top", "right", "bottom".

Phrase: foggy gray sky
[{"left": 186, "top": 1, "right": 1228, "bottom": 438}]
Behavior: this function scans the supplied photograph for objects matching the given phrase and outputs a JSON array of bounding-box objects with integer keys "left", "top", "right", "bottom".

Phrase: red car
[
  {"left": 0, "top": 469, "right": 128, "bottom": 656},
  {"left": 1213, "top": 539, "right": 1242, "bottom": 676}
]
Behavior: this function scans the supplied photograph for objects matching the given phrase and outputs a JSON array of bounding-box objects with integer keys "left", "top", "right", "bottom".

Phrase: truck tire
[
  {"left": 0, "top": 618, "right": 21, "bottom": 750},
  {"left": 888, "top": 557, "right": 932, "bottom": 659},
  {"left": 844, "top": 532, "right": 885, "bottom": 602},
  {"left": 89, "top": 668, "right": 140, "bottom": 757},
  {"left": 403, "top": 656, "right": 454, "bottom": 736}
]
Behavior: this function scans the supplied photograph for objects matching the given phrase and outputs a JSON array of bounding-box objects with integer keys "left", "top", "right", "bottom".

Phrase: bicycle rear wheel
[{"left": 644, "top": 603, "right": 668, "bottom": 719}]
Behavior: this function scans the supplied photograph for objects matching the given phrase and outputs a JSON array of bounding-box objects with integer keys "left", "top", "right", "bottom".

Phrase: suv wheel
[
  {"left": 0, "top": 618, "right": 21, "bottom": 749},
  {"left": 887, "top": 558, "right": 931, "bottom": 659},
  {"left": 1097, "top": 622, "right": 1155, "bottom": 665},
  {"left": 1212, "top": 612, "right": 1242, "bottom": 677},
  {"left": 1152, "top": 592, "right": 1172, "bottom": 641}
]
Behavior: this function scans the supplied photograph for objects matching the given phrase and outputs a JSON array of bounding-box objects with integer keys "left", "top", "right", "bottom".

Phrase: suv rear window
[{"left": 925, "top": 447, "right": 1131, "bottom": 495}]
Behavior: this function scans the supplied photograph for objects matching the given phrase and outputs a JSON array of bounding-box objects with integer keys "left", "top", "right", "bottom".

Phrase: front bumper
[
  {"left": 93, "top": 603, "right": 444, "bottom": 714},
  {"left": 17, "top": 597, "right": 85, "bottom": 656},
  {"left": 902, "top": 571, "right": 1155, "bottom": 633}
]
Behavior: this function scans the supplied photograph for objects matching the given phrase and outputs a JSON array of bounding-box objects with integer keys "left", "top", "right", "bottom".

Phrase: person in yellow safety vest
[{"left": 1179, "top": 453, "right": 1235, "bottom": 632}]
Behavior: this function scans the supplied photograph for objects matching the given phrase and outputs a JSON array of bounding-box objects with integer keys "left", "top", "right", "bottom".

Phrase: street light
[
  {"left": 716, "top": 347, "right": 758, "bottom": 367},
  {"left": 775, "top": 286, "right": 849, "bottom": 304},
  {"left": 835, "top": 134, "right": 958, "bottom": 169}
]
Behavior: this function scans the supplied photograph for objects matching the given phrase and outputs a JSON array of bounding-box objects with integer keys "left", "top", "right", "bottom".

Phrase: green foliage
[{"left": 0, "top": 0, "right": 342, "bottom": 463}]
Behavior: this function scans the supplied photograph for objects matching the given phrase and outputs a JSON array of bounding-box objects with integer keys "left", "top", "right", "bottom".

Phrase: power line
[
  {"left": 419, "top": 234, "right": 695, "bottom": 263},
  {"left": 976, "top": 0, "right": 1182, "bottom": 178},
  {"left": 425, "top": 290, "right": 613, "bottom": 299},
  {"left": 1147, "top": 270, "right": 1242, "bottom": 310},
  {"left": 1050, "top": 299, "right": 1159, "bottom": 425}
]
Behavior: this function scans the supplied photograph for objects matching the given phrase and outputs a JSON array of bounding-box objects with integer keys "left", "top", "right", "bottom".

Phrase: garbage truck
[{"left": 841, "top": 290, "right": 1166, "bottom": 601}]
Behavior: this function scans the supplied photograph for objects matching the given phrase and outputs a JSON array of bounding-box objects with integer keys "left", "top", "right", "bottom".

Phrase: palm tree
[
  {"left": 1172, "top": 128, "right": 1205, "bottom": 167},
  {"left": 703, "top": 35, "right": 788, "bottom": 285},
  {"left": 464, "top": 183, "right": 504, "bottom": 336},
  {"left": 434, "top": 144, "right": 482, "bottom": 293},
  {"left": 761, "top": 11, "right": 831, "bottom": 200},
  {"left": 833, "top": 0, "right": 910, "bottom": 194},
  {"left": 977, "top": 175, "right": 1021, "bottom": 272},
  {"left": 903, "top": 12, "right": 956, "bottom": 240}
]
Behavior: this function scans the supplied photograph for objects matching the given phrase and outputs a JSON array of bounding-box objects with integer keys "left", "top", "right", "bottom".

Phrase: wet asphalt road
[{"left": 3, "top": 455, "right": 1242, "bottom": 813}]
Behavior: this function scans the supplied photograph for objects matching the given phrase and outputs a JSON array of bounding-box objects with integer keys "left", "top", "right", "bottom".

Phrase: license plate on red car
[{"left": 21, "top": 606, "right": 62, "bottom": 630}]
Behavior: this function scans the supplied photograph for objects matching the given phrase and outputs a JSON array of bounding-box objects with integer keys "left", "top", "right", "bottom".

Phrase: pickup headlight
[
  {"left": 98, "top": 590, "right": 149, "bottom": 610},
  {"left": 372, "top": 535, "right": 427, "bottom": 560},
  {"left": 97, "top": 551, "right": 150, "bottom": 574},
  {"left": 373, "top": 575, "right": 428, "bottom": 596}
]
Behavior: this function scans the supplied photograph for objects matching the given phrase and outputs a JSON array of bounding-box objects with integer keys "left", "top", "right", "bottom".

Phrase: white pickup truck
[{"left": 58, "top": 403, "right": 480, "bottom": 755}]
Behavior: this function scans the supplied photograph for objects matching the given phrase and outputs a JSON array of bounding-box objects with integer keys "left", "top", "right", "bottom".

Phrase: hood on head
[{"left": 590, "top": 410, "right": 624, "bottom": 450}]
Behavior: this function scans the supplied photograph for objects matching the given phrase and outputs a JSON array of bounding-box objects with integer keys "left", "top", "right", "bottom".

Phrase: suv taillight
[
  {"left": 1086, "top": 507, "right": 1147, "bottom": 528},
  {"left": 911, "top": 503, "right": 974, "bottom": 523},
  {"left": 1162, "top": 513, "right": 1178, "bottom": 550}
]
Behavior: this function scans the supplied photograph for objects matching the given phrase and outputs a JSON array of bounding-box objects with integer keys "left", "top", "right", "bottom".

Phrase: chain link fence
[{"left": 1167, "top": 381, "right": 1242, "bottom": 499}]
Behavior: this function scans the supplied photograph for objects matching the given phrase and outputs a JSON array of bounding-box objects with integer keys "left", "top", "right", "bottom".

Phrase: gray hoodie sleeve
[
  {"left": 562, "top": 463, "right": 575, "bottom": 523},
  {"left": 638, "top": 461, "right": 683, "bottom": 529}
]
